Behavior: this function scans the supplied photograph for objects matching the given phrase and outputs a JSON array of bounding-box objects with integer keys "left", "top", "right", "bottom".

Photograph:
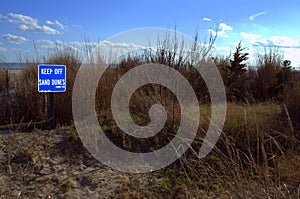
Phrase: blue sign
[{"left": 38, "top": 65, "right": 66, "bottom": 92}]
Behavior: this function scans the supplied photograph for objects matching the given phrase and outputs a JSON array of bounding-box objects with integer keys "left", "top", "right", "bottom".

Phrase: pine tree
[
  {"left": 224, "top": 42, "right": 249, "bottom": 101},
  {"left": 227, "top": 41, "right": 249, "bottom": 87}
]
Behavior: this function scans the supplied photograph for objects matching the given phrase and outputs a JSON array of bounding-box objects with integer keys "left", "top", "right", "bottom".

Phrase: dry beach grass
[
  {"left": 0, "top": 37, "right": 299, "bottom": 198},
  {"left": 0, "top": 103, "right": 299, "bottom": 198}
]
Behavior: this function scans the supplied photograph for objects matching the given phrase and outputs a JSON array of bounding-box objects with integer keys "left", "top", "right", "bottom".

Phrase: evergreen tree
[
  {"left": 268, "top": 59, "right": 292, "bottom": 101},
  {"left": 227, "top": 41, "right": 249, "bottom": 87},
  {"left": 224, "top": 42, "right": 249, "bottom": 101}
]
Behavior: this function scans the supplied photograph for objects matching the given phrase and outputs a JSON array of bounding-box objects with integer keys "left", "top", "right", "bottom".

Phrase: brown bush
[
  {"left": 285, "top": 76, "right": 300, "bottom": 132},
  {"left": 253, "top": 48, "right": 283, "bottom": 101}
]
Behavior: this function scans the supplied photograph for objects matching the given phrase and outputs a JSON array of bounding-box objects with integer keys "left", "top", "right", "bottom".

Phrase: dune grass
[{"left": 0, "top": 36, "right": 299, "bottom": 198}]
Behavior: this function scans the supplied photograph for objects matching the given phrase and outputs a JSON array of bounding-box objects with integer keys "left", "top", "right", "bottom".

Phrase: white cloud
[
  {"left": 203, "top": 17, "right": 211, "bottom": 22},
  {"left": 37, "top": 40, "right": 68, "bottom": 49},
  {"left": 242, "top": 33, "right": 300, "bottom": 50},
  {"left": 240, "top": 32, "right": 300, "bottom": 66},
  {"left": 208, "top": 22, "right": 233, "bottom": 37},
  {"left": 219, "top": 23, "right": 233, "bottom": 31},
  {"left": 214, "top": 44, "right": 233, "bottom": 52},
  {"left": 36, "top": 39, "right": 56, "bottom": 48},
  {"left": 240, "top": 32, "right": 262, "bottom": 46},
  {"left": 46, "top": 20, "right": 55, "bottom": 25},
  {"left": 100, "top": 40, "right": 145, "bottom": 49},
  {"left": 3, "top": 33, "right": 28, "bottom": 44},
  {"left": 7, "top": 13, "right": 61, "bottom": 34},
  {"left": 36, "top": 40, "right": 100, "bottom": 52},
  {"left": 8, "top": 13, "right": 38, "bottom": 25},
  {"left": 208, "top": 29, "right": 217, "bottom": 36},
  {"left": 35, "top": 39, "right": 150, "bottom": 61},
  {"left": 19, "top": 23, "right": 60, "bottom": 35},
  {"left": 241, "top": 32, "right": 300, "bottom": 49},
  {"left": 265, "top": 36, "right": 300, "bottom": 48},
  {"left": 284, "top": 48, "right": 300, "bottom": 67},
  {"left": 37, "top": 39, "right": 146, "bottom": 52},
  {"left": 46, "top": 20, "right": 64, "bottom": 30}
]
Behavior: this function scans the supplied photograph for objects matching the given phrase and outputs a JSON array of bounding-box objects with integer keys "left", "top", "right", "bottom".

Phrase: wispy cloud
[
  {"left": 0, "top": 42, "right": 7, "bottom": 52},
  {"left": 0, "top": 13, "right": 6, "bottom": 22},
  {"left": 203, "top": 17, "right": 211, "bottom": 22},
  {"left": 0, "top": 13, "right": 7, "bottom": 19},
  {"left": 36, "top": 39, "right": 145, "bottom": 51},
  {"left": 37, "top": 40, "right": 75, "bottom": 50},
  {"left": 249, "top": 11, "right": 267, "bottom": 21},
  {"left": 7, "top": 13, "right": 61, "bottom": 34},
  {"left": 100, "top": 40, "right": 145, "bottom": 49},
  {"left": 2, "top": 33, "right": 28, "bottom": 44},
  {"left": 72, "top": 24, "right": 83, "bottom": 30},
  {"left": 46, "top": 20, "right": 64, "bottom": 30},
  {"left": 36, "top": 40, "right": 103, "bottom": 53}
]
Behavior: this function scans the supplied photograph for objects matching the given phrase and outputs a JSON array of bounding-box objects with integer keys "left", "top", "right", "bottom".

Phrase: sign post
[
  {"left": 49, "top": 92, "right": 54, "bottom": 129},
  {"left": 38, "top": 65, "right": 66, "bottom": 129}
]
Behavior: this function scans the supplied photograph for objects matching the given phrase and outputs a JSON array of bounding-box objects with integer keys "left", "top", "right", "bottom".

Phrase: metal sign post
[
  {"left": 38, "top": 64, "right": 66, "bottom": 129},
  {"left": 49, "top": 92, "right": 55, "bottom": 129}
]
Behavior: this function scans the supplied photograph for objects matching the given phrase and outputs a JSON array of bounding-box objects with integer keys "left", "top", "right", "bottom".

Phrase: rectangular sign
[{"left": 38, "top": 65, "right": 66, "bottom": 92}]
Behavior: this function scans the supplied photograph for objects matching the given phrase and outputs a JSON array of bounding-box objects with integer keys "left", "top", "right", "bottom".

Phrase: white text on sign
[
  {"left": 41, "top": 68, "right": 64, "bottom": 75},
  {"left": 39, "top": 79, "right": 66, "bottom": 86}
]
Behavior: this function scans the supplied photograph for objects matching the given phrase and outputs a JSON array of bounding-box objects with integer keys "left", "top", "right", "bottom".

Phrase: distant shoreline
[
  {"left": 0, "top": 63, "right": 34, "bottom": 70},
  {"left": 0, "top": 68, "right": 23, "bottom": 71}
]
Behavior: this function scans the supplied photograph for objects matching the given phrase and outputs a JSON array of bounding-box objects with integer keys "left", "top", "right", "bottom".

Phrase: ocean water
[{"left": 0, "top": 63, "right": 30, "bottom": 70}]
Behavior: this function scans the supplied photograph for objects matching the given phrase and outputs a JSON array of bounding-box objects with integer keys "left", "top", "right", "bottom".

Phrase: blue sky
[{"left": 0, "top": 0, "right": 300, "bottom": 67}]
